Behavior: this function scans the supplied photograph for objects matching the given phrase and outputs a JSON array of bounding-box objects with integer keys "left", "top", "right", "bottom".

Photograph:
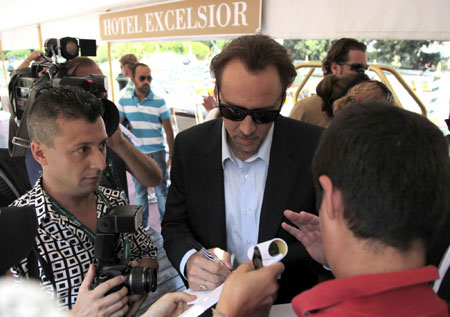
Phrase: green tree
[
  {"left": 3, "top": 49, "right": 33, "bottom": 60},
  {"left": 188, "top": 42, "right": 210, "bottom": 60},
  {"left": 284, "top": 40, "right": 333, "bottom": 61},
  {"left": 364, "top": 40, "right": 441, "bottom": 69}
]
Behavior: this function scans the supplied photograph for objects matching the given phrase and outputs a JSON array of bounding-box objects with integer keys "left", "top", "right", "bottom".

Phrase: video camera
[
  {"left": 92, "top": 205, "right": 157, "bottom": 295},
  {"left": 7, "top": 37, "right": 108, "bottom": 157}
]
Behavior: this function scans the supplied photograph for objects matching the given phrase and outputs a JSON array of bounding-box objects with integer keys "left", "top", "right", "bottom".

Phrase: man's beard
[{"left": 138, "top": 84, "right": 150, "bottom": 95}]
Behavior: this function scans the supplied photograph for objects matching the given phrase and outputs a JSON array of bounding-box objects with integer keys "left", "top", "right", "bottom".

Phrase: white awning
[{"left": 1, "top": 0, "right": 449, "bottom": 50}]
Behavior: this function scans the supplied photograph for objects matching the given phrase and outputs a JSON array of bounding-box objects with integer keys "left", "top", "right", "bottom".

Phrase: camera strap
[
  {"left": 46, "top": 189, "right": 131, "bottom": 258},
  {"left": 102, "top": 154, "right": 119, "bottom": 192}
]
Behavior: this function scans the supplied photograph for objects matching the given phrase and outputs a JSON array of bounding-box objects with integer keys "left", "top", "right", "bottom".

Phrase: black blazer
[{"left": 162, "top": 116, "right": 323, "bottom": 303}]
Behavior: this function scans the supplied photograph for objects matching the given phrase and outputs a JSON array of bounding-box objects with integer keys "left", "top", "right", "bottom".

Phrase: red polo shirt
[{"left": 292, "top": 265, "right": 448, "bottom": 316}]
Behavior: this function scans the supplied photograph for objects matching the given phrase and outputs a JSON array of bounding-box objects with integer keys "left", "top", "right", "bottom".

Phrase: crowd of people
[{"left": 0, "top": 33, "right": 449, "bottom": 317}]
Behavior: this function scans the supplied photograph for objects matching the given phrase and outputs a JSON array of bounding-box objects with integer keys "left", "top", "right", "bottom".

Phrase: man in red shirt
[{"left": 215, "top": 101, "right": 450, "bottom": 316}]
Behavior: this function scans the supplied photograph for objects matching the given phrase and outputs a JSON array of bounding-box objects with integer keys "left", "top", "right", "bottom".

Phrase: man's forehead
[
  {"left": 135, "top": 65, "right": 150, "bottom": 73},
  {"left": 347, "top": 50, "right": 367, "bottom": 64},
  {"left": 219, "top": 59, "right": 283, "bottom": 108}
]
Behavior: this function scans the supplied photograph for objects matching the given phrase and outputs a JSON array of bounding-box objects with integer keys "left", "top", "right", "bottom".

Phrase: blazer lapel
[
  {"left": 198, "top": 120, "right": 228, "bottom": 249},
  {"left": 258, "top": 117, "right": 299, "bottom": 242}
]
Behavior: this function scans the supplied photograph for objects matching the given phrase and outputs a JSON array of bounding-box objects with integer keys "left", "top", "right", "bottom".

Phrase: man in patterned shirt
[
  {"left": 117, "top": 63, "right": 174, "bottom": 227},
  {"left": 11, "top": 86, "right": 158, "bottom": 315}
]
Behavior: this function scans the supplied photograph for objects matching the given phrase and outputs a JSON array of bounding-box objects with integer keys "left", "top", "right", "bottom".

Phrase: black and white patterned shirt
[{"left": 11, "top": 178, "right": 157, "bottom": 310}]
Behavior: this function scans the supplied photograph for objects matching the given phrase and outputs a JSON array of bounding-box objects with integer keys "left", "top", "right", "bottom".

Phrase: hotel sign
[{"left": 99, "top": 0, "right": 261, "bottom": 41}]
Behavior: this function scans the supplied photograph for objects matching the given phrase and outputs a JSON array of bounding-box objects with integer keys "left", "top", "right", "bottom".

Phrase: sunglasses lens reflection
[
  {"left": 219, "top": 105, "right": 279, "bottom": 123},
  {"left": 139, "top": 76, "right": 152, "bottom": 81}
]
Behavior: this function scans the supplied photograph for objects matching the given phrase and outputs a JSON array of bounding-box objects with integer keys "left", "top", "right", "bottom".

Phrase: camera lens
[{"left": 125, "top": 266, "right": 157, "bottom": 294}]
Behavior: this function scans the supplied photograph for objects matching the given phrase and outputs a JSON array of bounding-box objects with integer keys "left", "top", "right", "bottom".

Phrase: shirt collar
[{"left": 221, "top": 122, "right": 274, "bottom": 168}]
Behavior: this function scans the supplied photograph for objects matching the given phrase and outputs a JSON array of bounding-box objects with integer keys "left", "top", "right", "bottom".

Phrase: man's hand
[
  {"left": 216, "top": 261, "right": 284, "bottom": 317},
  {"left": 202, "top": 94, "right": 218, "bottom": 112},
  {"left": 282, "top": 210, "right": 327, "bottom": 265},
  {"left": 72, "top": 264, "right": 130, "bottom": 316},
  {"left": 141, "top": 292, "right": 196, "bottom": 317},
  {"left": 186, "top": 248, "right": 232, "bottom": 290}
]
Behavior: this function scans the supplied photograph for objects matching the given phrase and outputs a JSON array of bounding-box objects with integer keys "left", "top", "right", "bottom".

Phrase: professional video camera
[
  {"left": 92, "top": 205, "right": 157, "bottom": 295},
  {"left": 7, "top": 37, "right": 111, "bottom": 157}
]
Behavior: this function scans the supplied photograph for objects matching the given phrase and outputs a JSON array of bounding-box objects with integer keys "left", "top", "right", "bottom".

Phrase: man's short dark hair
[
  {"left": 27, "top": 86, "right": 104, "bottom": 146},
  {"left": 210, "top": 34, "right": 297, "bottom": 94},
  {"left": 313, "top": 101, "right": 450, "bottom": 252},
  {"left": 66, "top": 56, "right": 97, "bottom": 76},
  {"left": 131, "top": 63, "right": 149, "bottom": 78},
  {"left": 322, "top": 38, "right": 367, "bottom": 75}
]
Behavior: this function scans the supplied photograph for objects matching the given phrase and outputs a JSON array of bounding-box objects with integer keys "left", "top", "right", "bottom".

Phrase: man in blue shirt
[
  {"left": 162, "top": 34, "right": 323, "bottom": 304},
  {"left": 117, "top": 63, "right": 174, "bottom": 228}
]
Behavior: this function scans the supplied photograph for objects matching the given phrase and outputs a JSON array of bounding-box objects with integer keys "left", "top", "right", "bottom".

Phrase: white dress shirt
[{"left": 179, "top": 122, "right": 274, "bottom": 276}]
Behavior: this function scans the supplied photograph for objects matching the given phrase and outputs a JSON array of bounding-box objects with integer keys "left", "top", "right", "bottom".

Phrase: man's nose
[
  {"left": 239, "top": 115, "right": 256, "bottom": 136},
  {"left": 91, "top": 148, "right": 106, "bottom": 171}
]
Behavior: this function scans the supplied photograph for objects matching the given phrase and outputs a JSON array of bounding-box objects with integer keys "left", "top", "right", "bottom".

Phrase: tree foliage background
[
  {"left": 284, "top": 39, "right": 445, "bottom": 69},
  {"left": 2, "top": 39, "right": 445, "bottom": 70}
]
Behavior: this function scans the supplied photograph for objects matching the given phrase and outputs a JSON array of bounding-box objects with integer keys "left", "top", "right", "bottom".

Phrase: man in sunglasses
[
  {"left": 162, "top": 34, "right": 323, "bottom": 304},
  {"left": 290, "top": 38, "right": 368, "bottom": 126},
  {"left": 117, "top": 63, "right": 174, "bottom": 229}
]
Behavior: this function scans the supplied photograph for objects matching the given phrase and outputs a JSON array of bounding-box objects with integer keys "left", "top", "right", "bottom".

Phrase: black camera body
[
  {"left": 7, "top": 37, "right": 107, "bottom": 157},
  {"left": 93, "top": 205, "right": 157, "bottom": 295}
]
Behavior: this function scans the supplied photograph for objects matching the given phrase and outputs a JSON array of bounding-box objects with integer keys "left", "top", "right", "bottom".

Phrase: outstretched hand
[
  {"left": 142, "top": 292, "right": 196, "bottom": 317},
  {"left": 202, "top": 93, "right": 218, "bottom": 112},
  {"left": 282, "top": 210, "right": 327, "bottom": 265}
]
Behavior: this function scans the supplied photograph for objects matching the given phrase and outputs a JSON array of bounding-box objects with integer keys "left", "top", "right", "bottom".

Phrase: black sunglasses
[
  {"left": 217, "top": 93, "right": 281, "bottom": 124},
  {"left": 339, "top": 63, "right": 369, "bottom": 72},
  {"left": 138, "top": 75, "right": 152, "bottom": 82}
]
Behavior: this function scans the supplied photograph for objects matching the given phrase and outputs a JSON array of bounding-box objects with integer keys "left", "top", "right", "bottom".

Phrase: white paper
[
  {"left": 119, "top": 124, "right": 142, "bottom": 146},
  {"left": 179, "top": 284, "right": 224, "bottom": 317},
  {"left": 179, "top": 238, "right": 288, "bottom": 317}
]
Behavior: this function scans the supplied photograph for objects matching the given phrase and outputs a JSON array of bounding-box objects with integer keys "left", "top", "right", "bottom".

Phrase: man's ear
[
  {"left": 330, "top": 62, "right": 340, "bottom": 76},
  {"left": 318, "top": 175, "right": 344, "bottom": 220},
  {"left": 31, "top": 141, "right": 48, "bottom": 166},
  {"left": 213, "top": 85, "right": 218, "bottom": 99}
]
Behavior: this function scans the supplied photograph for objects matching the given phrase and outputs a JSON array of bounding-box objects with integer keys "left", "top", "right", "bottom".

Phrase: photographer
[
  {"left": 11, "top": 86, "right": 157, "bottom": 315},
  {"left": 23, "top": 56, "right": 162, "bottom": 200}
]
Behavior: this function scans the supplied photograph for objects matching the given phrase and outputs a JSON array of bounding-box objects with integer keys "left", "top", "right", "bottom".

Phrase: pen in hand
[
  {"left": 252, "top": 245, "right": 263, "bottom": 269},
  {"left": 187, "top": 237, "right": 228, "bottom": 268}
]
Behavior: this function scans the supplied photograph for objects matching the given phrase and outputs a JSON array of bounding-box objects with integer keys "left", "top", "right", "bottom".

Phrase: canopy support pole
[
  {"left": 37, "top": 24, "right": 43, "bottom": 51},
  {"left": 0, "top": 40, "right": 8, "bottom": 86},
  {"left": 107, "top": 42, "right": 115, "bottom": 102}
]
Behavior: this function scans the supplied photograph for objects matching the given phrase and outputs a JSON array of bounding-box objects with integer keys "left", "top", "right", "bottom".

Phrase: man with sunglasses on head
[
  {"left": 161, "top": 34, "right": 323, "bottom": 304},
  {"left": 290, "top": 38, "right": 368, "bottom": 126},
  {"left": 117, "top": 63, "right": 174, "bottom": 229}
]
